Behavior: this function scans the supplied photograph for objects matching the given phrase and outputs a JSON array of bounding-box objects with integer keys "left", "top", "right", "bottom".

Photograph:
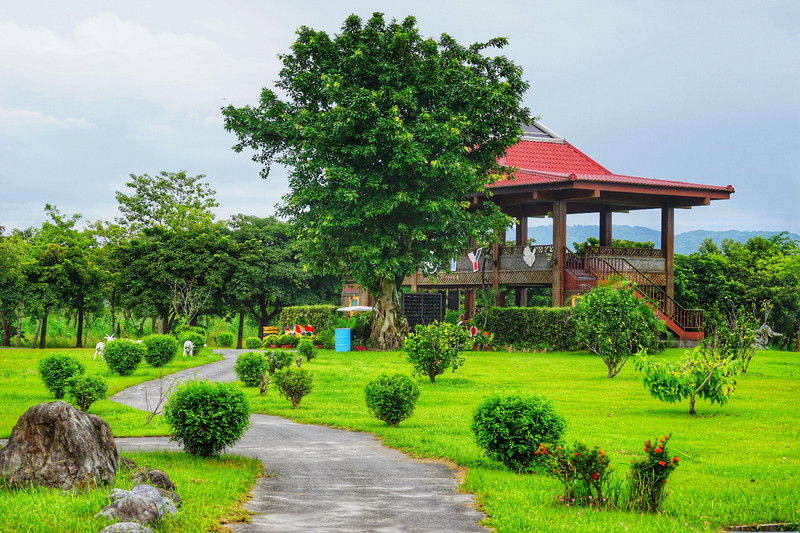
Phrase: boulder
[
  {"left": 97, "top": 483, "right": 176, "bottom": 524},
  {"left": 98, "top": 523, "right": 154, "bottom": 533},
  {"left": 132, "top": 483, "right": 177, "bottom": 518},
  {"left": 131, "top": 467, "right": 175, "bottom": 491},
  {"left": 119, "top": 456, "right": 137, "bottom": 471},
  {"left": 0, "top": 401, "right": 118, "bottom": 490}
]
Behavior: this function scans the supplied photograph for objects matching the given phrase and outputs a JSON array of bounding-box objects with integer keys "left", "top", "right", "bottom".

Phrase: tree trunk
[
  {"left": 31, "top": 317, "right": 42, "bottom": 349},
  {"left": 689, "top": 394, "right": 696, "bottom": 415},
  {"left": 0, "top": 311, "right": 10, "bottom": 346},
  {"left": 110, "top": 288, "right": 116, "bottom": 336},
  {"left": 369, "top": 277, "right": 409, "bottom": 350},
  {"left": 15, "top": 301, "right": 23, "bottom": 347},
  {"left": 39, "top": 307, "right": 49, "bottom": 349},
  {"left": 75, "top": 307, "right": 84, "bottom": 348},
  {"left": 237, "top": 311, "right": 245, "bottom": 349}
]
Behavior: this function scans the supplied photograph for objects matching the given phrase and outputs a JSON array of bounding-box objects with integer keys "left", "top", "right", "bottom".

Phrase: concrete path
[{"left": 112, "top": 349, "right": 488, "bottom": 532}]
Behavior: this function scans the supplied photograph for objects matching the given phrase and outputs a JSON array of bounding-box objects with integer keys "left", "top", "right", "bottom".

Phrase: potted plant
[
  {"left": 264, "top": 335, "right": 280, "bottom": 349},
  {"left": 280, "top": 334, "right": 298, "bottom": 349}
]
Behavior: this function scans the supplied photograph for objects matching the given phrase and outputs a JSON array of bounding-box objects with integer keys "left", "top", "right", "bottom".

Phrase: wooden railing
[{"left": 585, "top": 246, "right": 665, "bottom": 259}]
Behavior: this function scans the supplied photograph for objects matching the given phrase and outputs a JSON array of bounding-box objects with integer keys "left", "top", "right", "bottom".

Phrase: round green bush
[
  {"left": 278, "top": 334, "right": 298, "bottom": 347},
  {"left": 38, "top": 353, "right": 85, "bottom": 399},
  {"left": 273, "top": 367, "right": 313, "bottom": 408},
  {"left": 217, "top": 332, "right": 234, "bottom": 347},
  {"left": 297, "top": 338, "right": 316, "bottom": 362},
  {"left": 244, "top": 337, "right": 262, "bottom": 350},
  {"left": 163, "top": 379, "right": 251, "bottom": 457},
  {"left": 104, "top": 339, "right": 145, "bottom": 376},
  {"left": 266, "top": 349, "right": 293, "bottom": 375},
  {"left": 178, "top": 332, "right": 204, "bottom": 355},
  {"left": 364, "top": 372, "right": 420, "bottom": 427},
  {"left": 234, "top": 351, "right": 268, "bottom": 387},
  {"left": 65, "top": 374, "right": 107, "bottom": 411},
  {"left": 175, "top": 324, "right": 207, "bottom": 339},
  {"left": 471, "top": 394, "right": 566, "bottom": 472},
  {"left": 142, "top": 334, "right": 178, "bottom": 367}
]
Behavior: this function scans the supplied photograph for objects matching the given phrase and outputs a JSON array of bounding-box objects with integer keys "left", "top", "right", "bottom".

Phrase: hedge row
[
  {"left": 477, "top": 307, "right": 576, "bottom": 351},
  {"left": 280, "top": 305, "right": 339, "bottom": 331}
]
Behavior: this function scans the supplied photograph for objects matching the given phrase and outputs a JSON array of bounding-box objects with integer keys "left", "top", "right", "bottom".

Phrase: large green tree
[{"left": 223, "top": 13, "right": 531, "bottom": 349}]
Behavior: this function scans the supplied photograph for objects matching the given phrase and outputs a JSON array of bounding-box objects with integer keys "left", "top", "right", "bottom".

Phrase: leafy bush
[
  {"left": 216, "top": 332, "right": 234, "bottom": 347},
  {"left": 104, "top": 339, "right": 145, "bottom": 376},
  {"left": 475, "top": 306, "right": 576, "bottom": 351},
  {"left": 297, "top": 338, "right": 316, "bottom": 362},
  {"left": 316, "top": 329, "right": 334, "bottom": 350},
  {"left": 364, "top": 373, "right": 420, "bottom": 427},
  {"left": 280, "top": 305, "right": 338, "bottom": 333},
  {"left": 65, "top": 374, "right": 107, "bottom": 411},
  {"left": 178, "top": 332, "right": 204, "bottom": 355},
  {"left": 273, "top": 367, "right": 313, "bottom": 408},
  {"left": 244, "top": 337, "right": 262, "bottom": 350},
  {"left": 628, "top": 435, "right": 680, "bottom": 513},
  {"left": 142, "top": 334, "right": 178, "bottom": 367},
  {"left": 278, "top": 334, "right": 298, "bottom": 347},
  {"left": 263, "top": 334, "right": 280, "bottom": 347},
  {"left": 38, "top": 353, "right": 85, "bottom": 399},
  {"left": 266, "top": 349, "right": 293, "bottom": 375},
  {"left": 540, "top": 441, "right": 614, "bottom": 508},
  {"left": 174, "top": 324, "right": 206, "bottom": 339},
  {"left": 574, "top": 284, "right": 665, "bottom": 377},
  {"left": 404, "top": 321, "right": 471, "bottom": 383},
  {"left": 234, "top": 351, "right": 268, "bottom": 387},
  {"left": 471, "top": 394, "right": 566, "bottom": 472},
  {"left": 163, "top": 379, "right": 251, "bottom": 457}
]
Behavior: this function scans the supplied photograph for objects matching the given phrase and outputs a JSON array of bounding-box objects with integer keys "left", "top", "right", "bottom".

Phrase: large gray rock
[
  {"left": 0, "top": 401, "right": 119, "bottom": 490},
  {"left": 98, "top": 523, "right": 154, "bottom": 533}
]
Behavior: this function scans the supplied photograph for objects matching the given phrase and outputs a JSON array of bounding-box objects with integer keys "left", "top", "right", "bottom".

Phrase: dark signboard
[{"left": 402, "top": 292, "right": 443, "bottom": 329}]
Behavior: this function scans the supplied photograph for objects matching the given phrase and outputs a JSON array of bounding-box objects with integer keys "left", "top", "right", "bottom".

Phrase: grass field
[
  {"left": 2, "top": 345, "right": 798, "bottom": 532},
  {"left": 240, "top": 347, "right": 800, "bottom": 533}
]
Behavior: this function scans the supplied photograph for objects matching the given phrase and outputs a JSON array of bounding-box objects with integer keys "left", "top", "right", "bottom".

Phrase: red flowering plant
[
  {"left": 539, "top": 441, "right": 614, "bottom": 509},
  {"left": 628, "top": 434, "right": 680, "bottom": 513}
]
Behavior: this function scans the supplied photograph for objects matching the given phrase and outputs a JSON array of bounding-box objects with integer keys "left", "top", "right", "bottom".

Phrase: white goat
[
  {"left": 94, "top": 334, "right": 115, "bottom": 360},
  {"left": 183, "top": 340, "right": 194, "bottom": 357}
]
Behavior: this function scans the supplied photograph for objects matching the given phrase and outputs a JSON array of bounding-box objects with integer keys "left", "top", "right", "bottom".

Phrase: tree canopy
[{"left": 223, "top": 13, "right": 531, "bottom": 348}]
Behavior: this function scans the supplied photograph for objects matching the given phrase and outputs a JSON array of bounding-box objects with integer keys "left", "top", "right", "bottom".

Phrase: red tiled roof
[{"left": 491, "top": 139, "right": 734, "bottom": 193}]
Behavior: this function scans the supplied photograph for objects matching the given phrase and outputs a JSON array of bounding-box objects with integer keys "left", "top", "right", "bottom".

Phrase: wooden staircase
[{"left": 565, "top": 251, "right": 704, "bottom": 341}]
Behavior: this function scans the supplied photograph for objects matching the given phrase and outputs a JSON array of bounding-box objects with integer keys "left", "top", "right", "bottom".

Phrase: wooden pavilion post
[
  {"left": 515, "top": 214, "right": 528, "bottom": 307},
  {"left": 661, "top": 206, "right": 675, "bottom": 315},
  {"left": 465, "top": 237, "right": 477, "bottom": 318},
  {"left": 552, "top": 199, "right": 567, "bottom": 307},
  {"left": 493, "top": 229, "right": 504, "bottom": 306},
  {"left": 599, "top": 207, "right": 613, "bottom": 247}
]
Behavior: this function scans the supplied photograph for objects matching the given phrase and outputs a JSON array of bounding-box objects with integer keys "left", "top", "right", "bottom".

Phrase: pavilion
[{"left": 401, "top": 123, "right": 734, "bottom": 340}]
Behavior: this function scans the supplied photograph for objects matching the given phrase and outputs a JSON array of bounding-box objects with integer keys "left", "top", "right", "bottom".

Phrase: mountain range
[{"left": 517, "top": 225, "right": 799, "bottom": 256}]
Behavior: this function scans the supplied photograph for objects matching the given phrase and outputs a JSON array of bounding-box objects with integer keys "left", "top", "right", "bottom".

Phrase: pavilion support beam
[
  {"left": 466, "top": 237, "right": 477, "bottom": 318},
  {"left": 515, "top": 214, "right": 528, "bottom": 307},
  {"left": 599, "top": 208, "right": 613, "bottom": 247},
  {"left": 493, "top": 229, "right": 503, "bottom": 306},
  {"left": 661, "top": 206, "right": 675, "bottom": 315},
  {"left": 552, "top": 199, "right": 567, "bottom": 307}
]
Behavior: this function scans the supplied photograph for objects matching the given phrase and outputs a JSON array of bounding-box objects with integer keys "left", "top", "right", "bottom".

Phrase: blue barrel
[{"left": 335, "top": 328, "right": 351, "bottom": 352}]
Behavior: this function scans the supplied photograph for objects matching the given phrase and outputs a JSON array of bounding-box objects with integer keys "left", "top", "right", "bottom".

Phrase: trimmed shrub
[
  {"left": 364, "top": 373, "right": 420, "bottom": 427},
  {"left": 178, "top": 332, "right": 204, "bottom": 355},
  {"left": 404, "top": 321, "right": 471, "bottom": 383},
  {"left": 163, "top": 379, "right": 250, "bottom": 457},
  {"left": 217, "top": 332, "right": 234, "bottom": 347},
  {"left": 104, "top": 339, "right": 145, "bottom": 376},
  {"left": 234, "top": 351, "right": 268, "bottom": 387},
  {"left": 38, "top": 353, "right": 85, "bottom": 399},
  {"left": 273, "top": 367, "right": 313, "bottom": 408},
  {"left": 244, "top": 337, "right": 262, "bottom": 350},
  {"left": 472, "top": 394, "right": 566, "bottom": 472},
  {"left": 266, "top": 349, "right": 293, "bottom": 375},
  {"left": 263, "top": 334, "right": 280, "bottom": 347},
  {"left": 142, "top": 334, "right": 178, "bottom": 367},
  {"left": 175, "top": 324, "right": 207, "bottom": 339},
  {"left": 475, "top": 307, "right": 576, "bottom": 351},
  {"left": 65, "top": 374, "right": 107, "bottom": 411},
  {"left": 297, "top": 338, "right": 316, "bottom": 362},
  {"left": 278, "top": 334, "right": 298, "bottom": 347},
  {"left": 280, "top": 305, "right": 338, "bottom": 333}
]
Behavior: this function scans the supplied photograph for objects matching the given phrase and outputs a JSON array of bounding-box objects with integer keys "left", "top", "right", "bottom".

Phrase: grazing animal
[
  {"left": 94, "top": 334, "right": 115, "bottom": 360},
  {"left": 183, "top": 340, "right": 194, "bottom": 357}
]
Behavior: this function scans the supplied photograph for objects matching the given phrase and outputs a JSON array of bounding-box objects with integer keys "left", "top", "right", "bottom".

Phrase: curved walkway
[{"left": 112, "top": 349, "right": 488, "bottom": 533}]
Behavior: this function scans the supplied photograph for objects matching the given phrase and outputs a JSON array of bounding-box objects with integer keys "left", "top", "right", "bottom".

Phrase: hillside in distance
[{"left": 521, "top": 225, "right": 799, "bottom": 256}]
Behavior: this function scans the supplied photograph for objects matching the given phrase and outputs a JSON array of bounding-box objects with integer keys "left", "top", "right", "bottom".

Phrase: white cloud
[
  {"left": 0, "top": 12, "right": 276, "bottom": 109},
  {"left": 0, "top": 107, "right": 94, "bottom": 130}
]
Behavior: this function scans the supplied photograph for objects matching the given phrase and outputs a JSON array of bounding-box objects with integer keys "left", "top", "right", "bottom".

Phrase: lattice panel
[{"left": 586, "top": 246, "right": 665, "bottom": 259}]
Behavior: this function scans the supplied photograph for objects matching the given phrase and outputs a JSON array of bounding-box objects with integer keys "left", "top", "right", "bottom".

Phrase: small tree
[
  {"left": 574, "top": 284, "right": 664, "bottom": 378},
  {"left": 234, "top": 351, "right": 268, "bottom": 387},
  {"left": 403, "top": 322, "right": 471, "bottom": 383},
  {"left": 364, "top": 373, "right": 420, "bottom": 427},
  {"left": 273, "top": 367, "right": 313, "bottom": 409}
]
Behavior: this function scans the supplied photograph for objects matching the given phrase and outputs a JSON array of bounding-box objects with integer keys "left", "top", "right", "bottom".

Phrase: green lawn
[{"left": 243, "top": 347, "right": 800, "bottom": 533}]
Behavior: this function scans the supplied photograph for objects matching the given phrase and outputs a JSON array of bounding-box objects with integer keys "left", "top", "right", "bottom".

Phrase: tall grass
[{"left": 239, "top": 347, "right": 800, "bottom": 533}]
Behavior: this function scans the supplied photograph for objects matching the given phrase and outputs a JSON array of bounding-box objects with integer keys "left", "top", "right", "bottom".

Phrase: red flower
[
  {"left": 591, "top": 472, "right": 599, "bottom": 480},
  {"left": 574, "top": 452, "right": 580, "bottom": 456},
  {"left": 658, "top": 461, "right": 666, "bottom": 466},
  {"left": 644, "top": 446, "right": 649, "bottom": 452},
  {"left": 654, "top": 448, "right": 663, "bottom": 453},
  {"left": 663, "top": 435, "right": 669, "bottom": 440},
  {"left": 672, "top": 457, "right": 679, "bottom": 463}
]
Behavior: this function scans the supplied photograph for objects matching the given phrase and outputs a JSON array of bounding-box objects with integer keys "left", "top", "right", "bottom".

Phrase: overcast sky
[{"left": 1, "top": 0, "right": 798, "bottom": 235}]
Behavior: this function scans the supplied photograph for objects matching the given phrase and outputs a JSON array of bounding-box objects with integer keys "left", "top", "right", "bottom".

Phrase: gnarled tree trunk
[{"left": 369, "top": 277, "right": 409, "bottom": 351}]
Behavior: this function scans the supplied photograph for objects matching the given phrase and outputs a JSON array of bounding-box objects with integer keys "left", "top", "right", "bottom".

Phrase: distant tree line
[{"left": 0, "top": 171, "right": 340, "bottom": 348}]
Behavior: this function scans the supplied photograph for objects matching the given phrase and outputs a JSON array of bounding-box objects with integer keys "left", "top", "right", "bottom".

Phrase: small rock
[
  {"left": 96, "top": 492, "right": 159, "bottom": 525},
  {"left": 98, "top": 523, "right": 154, "bottom": 533},
  {"left": 131, "top": 467, "right": 175, "bottom": 491},
  {"left": 156, "top": 487, "right": 182, "bottom": 507},
  {"left": 119, "top": 457, "right": 137, "bottom": 471},
  {"left": 132, "top": 484, "right": 177, "bottom": 518}
]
